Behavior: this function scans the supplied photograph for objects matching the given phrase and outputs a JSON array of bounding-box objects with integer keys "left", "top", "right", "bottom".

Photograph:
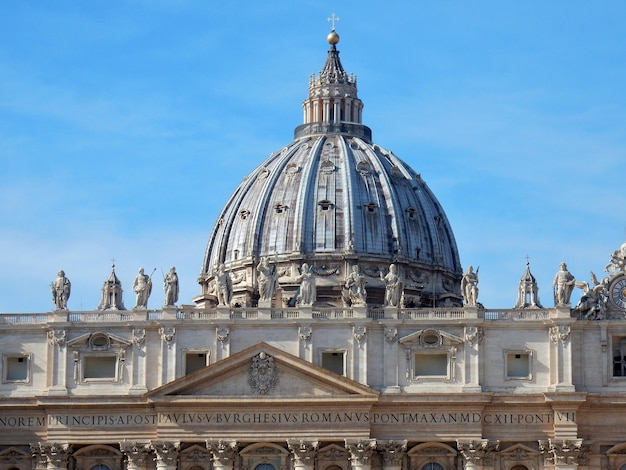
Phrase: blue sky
[{"left": 1, "top": 1, "right": 625, "bottom": 313}]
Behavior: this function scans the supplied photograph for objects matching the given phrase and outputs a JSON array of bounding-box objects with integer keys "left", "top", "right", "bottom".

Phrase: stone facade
[{"left": 2, "top": 28, "right": 626, "bottom": 470}]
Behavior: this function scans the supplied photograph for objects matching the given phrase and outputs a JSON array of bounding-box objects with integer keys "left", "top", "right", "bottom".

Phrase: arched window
[
  {"left": 510, "top": 466, "right": 529, "bottom": 470},
  {"left": 90, "top": 465, "right": 111, "bottom": 470},
  {"left": 255, "top": 464, "right": 275, "bottom": 470},
  {"left": 421, "top": 464, "right": 444, "bottom": 470},
  {"left": 619, "top": 464, "right": 626, "bottom": 470}
]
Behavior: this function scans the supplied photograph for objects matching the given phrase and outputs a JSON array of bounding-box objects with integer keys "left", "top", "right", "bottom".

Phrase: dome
[{"left": 196, "top": 31, "right": 462, "bottom": 308}]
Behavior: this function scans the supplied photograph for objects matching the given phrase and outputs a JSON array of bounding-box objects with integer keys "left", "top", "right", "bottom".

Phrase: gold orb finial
[{"left": 327, "top": 30, "right": 340, "bottom": 45}]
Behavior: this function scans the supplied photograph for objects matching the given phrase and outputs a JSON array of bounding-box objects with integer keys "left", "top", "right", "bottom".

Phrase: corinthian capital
[
  {"left": 287, "top": 439, "right": 319, "bottom": 464},
  {"left": 377, "top": 440, "right": 407, "bottom": 465},
  {"left": 457, "top": 439, "right": 499, "bottom": 465},
  {"left": 345, "top": 439, "right": 377, "bottom": 465},
  {"left": 206, "top": 440, "right": 238, "bottom": 465}
]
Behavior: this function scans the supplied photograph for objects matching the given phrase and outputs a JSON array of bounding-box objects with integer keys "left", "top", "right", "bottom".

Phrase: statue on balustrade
[
  {"left": 553, "top": 262, "right": 576, "bottom": 305},
  {"left": 215, "top": 263, "right": 233, "bottom": 307},
  {"left": 380, "top": 263, "right": 403, "bottom": 307},
  {"left": 257, "top": 257, "right": 278, "bottom": 302},
  {"left": 343, "top": 264, "right": 367, "bottom": 306},
  {"left": 163, "top": 266, "right": 179, "bottom": 307},
  {"left": 51, "top": 270, "right": 71, "bottom": 310},
  {"left": 132, "top": 267, "right": 153, "bottom": 309},
  {"left": 296, "top": 263, "right": 316, "bottom": 306},
  {"left": 461, "top": 265, "right": 479, "bottom": 306}
]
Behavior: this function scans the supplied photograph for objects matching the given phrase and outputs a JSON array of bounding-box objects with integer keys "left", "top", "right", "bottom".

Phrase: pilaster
[{"left": 47, "top": 330, "right": 67, "bottom": 396}]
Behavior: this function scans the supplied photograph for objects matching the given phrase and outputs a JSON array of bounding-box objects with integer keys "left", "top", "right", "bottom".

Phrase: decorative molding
[
  {"left": 159, "top": 327, "right": 176, "bottom": 349},
  {"left": 206, "top": 440, "right": 238, "bottom": 465},
  {"left": 384, "top": 327, "right": 398, "bottom": 345},
  {"left": 48, "top": 329, "right": 66, "bottom": 348}
]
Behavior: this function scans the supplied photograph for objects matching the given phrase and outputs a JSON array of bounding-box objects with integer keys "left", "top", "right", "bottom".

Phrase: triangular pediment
[
  {"left": 146, "top": 342, "right": 378, "bottom": 400},
  {"left": 400, "top": 328, "right": 464, "bottom": 348}
]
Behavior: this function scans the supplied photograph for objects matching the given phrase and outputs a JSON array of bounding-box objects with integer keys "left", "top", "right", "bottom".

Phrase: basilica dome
[{"left": 196, "top": 30, "right": 462, "bottom": 308}]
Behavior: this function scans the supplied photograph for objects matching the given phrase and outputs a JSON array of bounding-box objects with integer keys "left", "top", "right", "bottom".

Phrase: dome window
[
  {"left": 275, "top": 204, "right": 288, "bottom": 214},
  {"left": 356, "top": 161, "right": 371, "bottom": 176},
  {"left": 318, "top": 200, "right": 333, "bottom": 211},
  {"left": 320, "top": 160, "right": 336, "bottom": 174},
  {"left": 239, "top": 210, "right": 250, "bottom": 220},
  {"left": 407, "top": 207, "right": 418, "bottom": 220},
  {"left": 364, "top": 202, "right": 378, "bottom": 214}
]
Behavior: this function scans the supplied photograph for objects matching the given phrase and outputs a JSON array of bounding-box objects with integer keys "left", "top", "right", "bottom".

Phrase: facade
[{"left": 3, "top": 28, "right": 626, "bottom": 470}]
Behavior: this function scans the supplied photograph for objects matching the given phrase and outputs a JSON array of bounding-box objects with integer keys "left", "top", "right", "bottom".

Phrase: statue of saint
[
  {"left": 51, "top": 270, "right": 71, "bottom": 310},
  {"left": 553, "top": 262, "right": 576, "bottom": 305},
  {"left": 257, "top": 257, "right": 278, "bottom": 302},
  {"left": 461, "top": 265, "right": 479, "bottom": 306},
  {"left": 163, "top": 266, "right": 179, "bottom": 306},
  {"left": 215, "top": 263, "right": 233, "bottom": 307},
  {"left": 132, "top": 267, "right": 152, "bottom": 309},
  {"left": 380, "top": 264, "right": 402, "bottom": 307},
  {"left": 344, "top": 265, "right": 367, "bottom": 306},
  {"left": 296, "top": 263, "right": 316, "bottom": 306}
]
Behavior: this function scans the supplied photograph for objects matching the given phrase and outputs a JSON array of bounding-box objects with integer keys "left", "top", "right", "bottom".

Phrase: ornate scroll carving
[
  {"left": 384, "top": 327, "right": 398, "bottom": 345},
  {"left": 354, "top": 326, "right": 367, "bottom": 346},
  {"left": 550, "top": 325, "right": 571, "bottom": 345},
  {"left": 133, "top": 328, "right": 146, "bottom": 347},
  {"left": 248, "top": 352, "right": 279, "bottom": 394},
  {"left": 48, "top": 330, "right": 66, "bottom": 347},
  {"left": 465, "top": 326, "right": 484, "bottom": 346},
  {"left": 159, "top": 327, "right": 176, "bottom": 348}
]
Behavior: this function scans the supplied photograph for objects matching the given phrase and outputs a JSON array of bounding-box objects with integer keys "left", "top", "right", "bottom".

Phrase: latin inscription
[{"left": 0, "top": 411, "right": 568, "bottom": 429}]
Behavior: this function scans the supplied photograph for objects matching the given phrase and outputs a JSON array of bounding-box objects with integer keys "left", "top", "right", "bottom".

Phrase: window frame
[
  {"left": 504, "top": 349, "right": 534, "bottom": 381},
  {"left": 2, "top": 353, "right": 31, "bottom": 384}
]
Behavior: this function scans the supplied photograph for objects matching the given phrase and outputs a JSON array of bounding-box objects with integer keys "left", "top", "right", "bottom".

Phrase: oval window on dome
[
  {"left": 364, "top": 202, "right": 378, "bottom": 214},
  {"left": 258, "top": 168, "right": 270, "bottom": 179},
  {"left": 356, "top": 161, "right": 371, "bottom": 175},
  {"left": 349, "top": 141, "right": 360, "bottom": 150}
]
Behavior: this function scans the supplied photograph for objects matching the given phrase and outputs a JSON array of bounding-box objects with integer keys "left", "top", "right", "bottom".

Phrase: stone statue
[
  {"left": 461, "top": 265, "right": 479, "bottom": 306},
  {"left": 215, "top": 263, "right": 233, "bottom": 307},
  {"left": 574, "top": 271, "right": 608, "bottom": 320},
  {"left": 344, "top": 265, "right": 367, "bottom": 306},
  {"left": 163, "top": 266, "right": 179, "bottom": 306},
  {"left": 51, "top": 270, "right": 71, "bottom": 310},
  {"left": 380, "top": 264, "right": 402, "bottom": 307},
  {"left": 553, "top": 262, "right": 576, "bottom": 305},
  {"left": 296, "top": 263, "right": 316, "bottom": 306},
  {"left": 132, "top": 267, "right": 152, "bottom": 309},
  {"left": 257, "top": 257, "right": 278, "bottom": 302}
]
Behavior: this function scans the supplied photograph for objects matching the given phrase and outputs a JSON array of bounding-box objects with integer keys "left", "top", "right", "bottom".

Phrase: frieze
[{"left": 0, "top": 410, "right": 561, "bottom": 430}]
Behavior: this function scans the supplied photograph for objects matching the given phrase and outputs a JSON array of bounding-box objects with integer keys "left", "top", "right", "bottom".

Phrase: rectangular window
[
  {"left": 321, "top": 351, "right": 345, "bottom": 376},
  {"left": 613, "top": 337, "right": 626, "bottom": 377},
  {"left": 505, "top": 350, "right": 532, "bottom": 379},
  {"left": 414, "top": 353, "right": 448, "bottom": 377},
  {"left": 83, "top": 355, "right": 117, "bottom": 380},
  {"left": 185, "top": 352, "right": 208, "bottom": 375},
  {"left": 3, "top": 354, "right": 30, "bottom": 383}
]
